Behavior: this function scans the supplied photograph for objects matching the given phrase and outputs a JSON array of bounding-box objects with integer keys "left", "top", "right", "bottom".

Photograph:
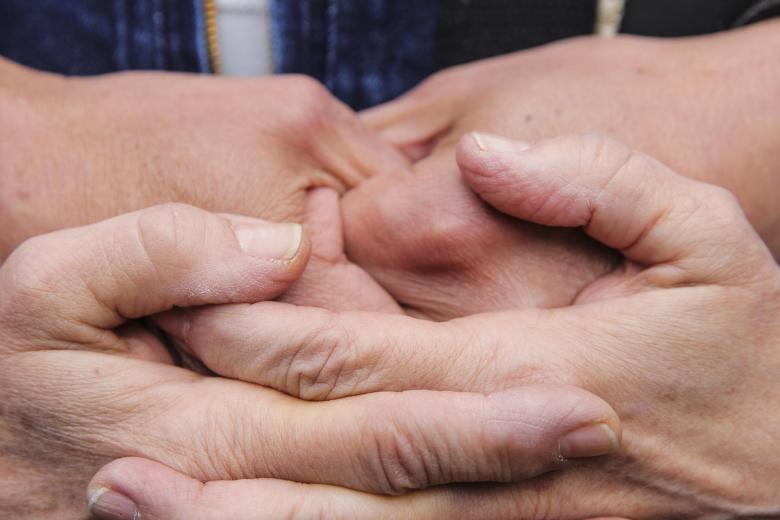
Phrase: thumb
[
  {"left": 457, "top": 133, "right": 772, "bottom": 286},
  {"left": 277, "top": 188, "right": 401, "bottom": 313},
  {"left": 0, "top": 203, "right": 309, "bottom": 341}
]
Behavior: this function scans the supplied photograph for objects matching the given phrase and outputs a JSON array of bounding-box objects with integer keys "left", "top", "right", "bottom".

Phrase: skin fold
[
  {"left": 1, "top": 18, "right": 779, "bottom": 520},
  {"left": 130, "top": 134, "right": 780, "bottom": 519},
  {"left": 342, "top": 21, "right": 780, "bottom": 321},
  {"left": 0, "top": 201, "right": 620, "bottom": 519},
  {"left": 0, "top": 58, "right": 406, "bottom": 311}
]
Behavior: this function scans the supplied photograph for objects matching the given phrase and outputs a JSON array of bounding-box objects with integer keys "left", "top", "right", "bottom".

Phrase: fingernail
[
  {"left": 471, "top": 132, "right": 531, "bottom": 152},
  {"left": 88, "top": 487, "right": 140, "bottom": 520},
  {"left": 558, "top": 423, "right": 619, "bottom": 459},
  {"left": 234, "top": 222, "right": 302, "bottom": 260}
]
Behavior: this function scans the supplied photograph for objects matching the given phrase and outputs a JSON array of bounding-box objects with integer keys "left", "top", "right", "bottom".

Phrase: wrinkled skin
[
  {"left": 343, "top": 22, "right": 780, "bottom": 320},
  {"left": 342, "top": 149, "right": 617, "bottom": 320},
  {"left": 133, "top": 134, "right": 780, "bottom": 519},
  {"left": 0, "top": 202, "right": 618, "bottom": 518},
  {"left": 0, "top": 58, "right": 405, "bottom": 311}
]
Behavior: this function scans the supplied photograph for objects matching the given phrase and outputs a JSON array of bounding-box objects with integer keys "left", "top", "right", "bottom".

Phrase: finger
[
  {"left": 8, "top": 348, "right": 619, "bottom": 496},
  {"left": 88, "top": 458, "right": 409, "bottom": 520},
  {"left": 156, "top": 300, "right": 577, "bottom": 398},
  {"left": 457, "top": 132, "right": 774, "bottom": 285},
  {"left": 89, "top": 460, "right": 671, "bottom": 520},
  {"left": 431, "top": 466, "right": 691, "bottom": 519},
  {"left": 277, "top": 187, "right": 402, "bottom": 313},
  {"left": 0, "top": 203, "right": 309, "bottom": 349}
]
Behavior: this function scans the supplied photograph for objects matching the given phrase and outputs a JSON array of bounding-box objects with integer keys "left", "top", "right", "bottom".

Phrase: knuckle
[
  {"left": 579, "top": 132, "right": 620, "bottom": 155},
  {"left": 679, "top": 184, "right": 745, "bottom": 243},
  {"left": 135, "top": 203, "right": 209, "bottom": 271},
  {"left": 421, "top": 207, "right": 480, "bottom": 258},
  {"left": 701, "top": 184, "right": 742, "bottom": 217},
  {"left": 282, "top": 74, "right": 330, "bottom": 100},
  {"left": 375, "top": 193, "right": 481, "bottom": 269},
  {"left": 577, "top": 134, "right": 651, "bottom": 201},
  {"left": 2, "top": 235, "right": 56, "bottom": 295},
  {"left": 518, "top": 488, "right": 557, "bottom": 520},
  {"left": 364, "top": 403, "right": 437, "bottom": 494},
  {"left": 283, "top": 312, "right": 366, "bottom": 400},
  {"left": 0, "top": 235, "right": 68, "bottom": 334},
  {"left": 577, "top": 132, "right": 632, "bottom": 175},
  {"left": 278, "top": 75, "right": 335, "bottom": 131}
]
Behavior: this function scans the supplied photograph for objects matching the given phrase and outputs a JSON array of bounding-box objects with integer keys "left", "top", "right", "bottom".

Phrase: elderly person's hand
[
  {"left": 0, "top": 200, "right": 619, "bottom": 518},
  {"left": 341, "top": 132, "right": 616, "bottom": 320},
  {"left": 0, "top": 58, "right": 408, "bottom": 311},
  {"left": 123, "top": 134, "right": 780, "bottom": 518},
  {"left": 341, "top": 20, "right": 780, "bottom": 319}
]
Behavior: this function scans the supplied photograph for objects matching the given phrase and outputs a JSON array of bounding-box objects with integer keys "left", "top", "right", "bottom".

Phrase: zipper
[
  {"left": 264, "top": 0, "right": 274, "bottom": 74},
  {"left": 203, "top": 0, "right": 222, "bottom": 73},
  {"left": 595, "top": 0, "right": 626, "bottom": 37}
]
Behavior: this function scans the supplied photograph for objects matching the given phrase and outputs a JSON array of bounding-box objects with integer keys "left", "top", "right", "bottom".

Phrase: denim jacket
[
  {"left": 0, "top": 0, "right": 437, "bottom": 109},
  {"left": 1, "top": 0, "right": 776, "bottom": 109}
]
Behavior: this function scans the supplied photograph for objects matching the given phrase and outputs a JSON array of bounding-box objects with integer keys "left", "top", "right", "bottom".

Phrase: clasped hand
[
  {"left": 85, "top": 133, "right": 780, "bottom": 519},
  {"left": 1, "top": 27, "right": 779, "bottom": 520}
]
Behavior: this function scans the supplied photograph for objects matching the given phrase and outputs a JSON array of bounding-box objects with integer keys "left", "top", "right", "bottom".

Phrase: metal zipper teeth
[
  {"left": 203, "top": 0, "right": 222, "bottom": 73},
  {"left": 264, "top": 0, "right": 274, "bottom": 73}
]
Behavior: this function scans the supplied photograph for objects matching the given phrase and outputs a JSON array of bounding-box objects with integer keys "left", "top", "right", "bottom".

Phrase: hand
[
  {"left": 0, "top": 202, "right": 619, "bottom": 518},
  {"left": 341, "top": 135, "right": 616, "bottom": 320},
  {"left": 278, "top": 187, "right": 401, "bottom": 314},
  {"left": 0, "top": 59, "right": 407, "bottom": 310},
  {"left": 141, "top": 134, "right": 780, "bottom": 517},
  {"left": 343, "top": 21, "right": 780, "bottom": 317}
]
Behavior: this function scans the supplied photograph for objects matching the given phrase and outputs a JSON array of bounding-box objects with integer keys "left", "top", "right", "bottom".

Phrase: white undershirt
[{"left": 215, "top": 0, "right": 273, "bottom": 76}]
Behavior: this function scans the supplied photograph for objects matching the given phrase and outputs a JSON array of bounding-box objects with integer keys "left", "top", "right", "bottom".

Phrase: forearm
[{"left": 681, "top": 19, "right": 780, "bottom": 254}]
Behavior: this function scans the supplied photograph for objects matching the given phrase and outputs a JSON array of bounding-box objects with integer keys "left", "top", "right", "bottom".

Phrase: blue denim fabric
[
  {"left": 0, "top": 0, "right": 207, "bottom": 75},
  {"left": 0, "top": 0, "right": 435, "bottom": 108},
  {"left": 271, "top": 0, "right": 438, "bottom": 109},
  {"left": 4, "top": 1, "right": 773, "bottom": 110}
]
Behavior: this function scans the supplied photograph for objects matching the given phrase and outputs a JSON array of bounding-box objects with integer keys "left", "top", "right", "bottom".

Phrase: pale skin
[
  {"left": 0, "top": 57, "right": 404, "bottom": 313},
  {"left": 0, "top": 197, "right": 621, "bottom": 518},
  {"left": 2, "top": 20, "right": 779, "bottom": 320},
  {"left": 0, "top": 17, "right": 779, "bottom": 519},
  {"left": 0, "top": 50, "right": 559, "bottom": 519},
  {"left": 342, "top": 20, "right": 780, "bottom": 321},
  {"left": 111, "top": 134, "right": 780, "bottom": 518}
]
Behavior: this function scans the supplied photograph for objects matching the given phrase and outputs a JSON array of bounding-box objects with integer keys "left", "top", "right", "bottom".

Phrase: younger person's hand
[
  {"left": 0, "top": 60, "right": 408, "bottom": 311},
  {"left": 362, "top": 21, "right": 780, "bottom": 256}
]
